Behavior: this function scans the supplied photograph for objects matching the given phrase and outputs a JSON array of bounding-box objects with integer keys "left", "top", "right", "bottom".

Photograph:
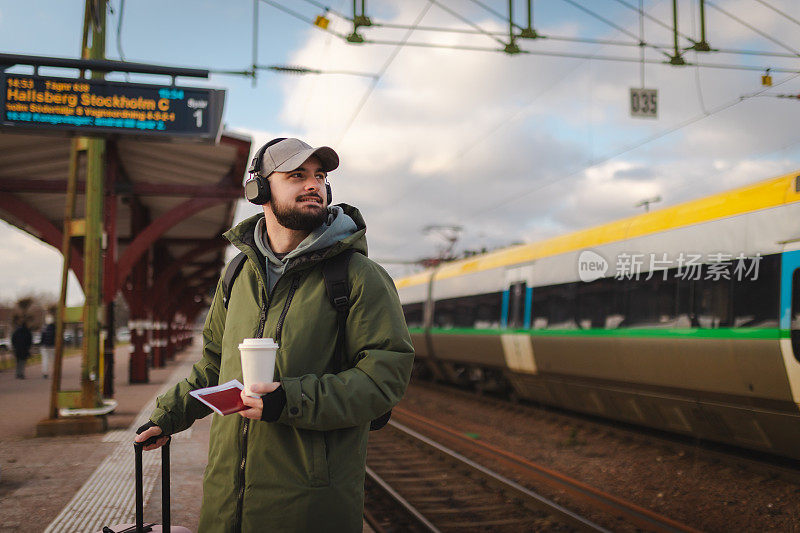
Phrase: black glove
[
  {"left": 260, "top": 385, "right": 287, "bottom": 422},
  {"left": 136, "top": 421, "right": 167, "bottom": 446}
]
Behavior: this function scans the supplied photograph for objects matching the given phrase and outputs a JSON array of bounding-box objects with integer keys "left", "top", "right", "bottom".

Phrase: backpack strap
[
  {"left": 322, "top": 249, "right": 392, "bottom": 431},
  {"left": 322, "top": 249, "right": 357, "bottom": 373},
  {"left": 222, "top": 252, "right": 248, "bottom": 309}
]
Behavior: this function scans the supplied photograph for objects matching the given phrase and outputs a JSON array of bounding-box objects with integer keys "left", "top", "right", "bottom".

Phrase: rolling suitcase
[{"left": 100, "top": 438, "right": 192, "bottom": 533}]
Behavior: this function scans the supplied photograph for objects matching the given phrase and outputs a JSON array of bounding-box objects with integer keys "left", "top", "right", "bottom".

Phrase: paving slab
[{"left": 0, "top": 340, "right": 209, "bottom": 532}]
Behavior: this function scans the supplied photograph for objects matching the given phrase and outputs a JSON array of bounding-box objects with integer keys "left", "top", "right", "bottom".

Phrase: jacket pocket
[{"left": 309, "top": 430, "right": 330, "bottom": 487}]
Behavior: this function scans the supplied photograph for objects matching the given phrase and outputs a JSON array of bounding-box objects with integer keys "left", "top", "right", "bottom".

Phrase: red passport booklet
[{"left": 189, "top": 380, "right": 247, "bottom": 416}]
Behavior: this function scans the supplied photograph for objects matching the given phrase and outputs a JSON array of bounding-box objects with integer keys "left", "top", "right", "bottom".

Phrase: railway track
[
  {"left": 365, "top": 410, "right": 700, "bottom": 532},
  {"left": 411, "top": 380, "right": 800, "bottom": 486},
  {"left": 365, "top": 419, "right": 602, "bottom": 532}
]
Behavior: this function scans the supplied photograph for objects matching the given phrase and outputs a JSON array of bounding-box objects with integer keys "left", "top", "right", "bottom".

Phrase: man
[
  {"left": 11, "top": 317, "right": 31, "bottom": 379},
  {"left": 135, "top": 138, "right": 414, "bottom": 533}
]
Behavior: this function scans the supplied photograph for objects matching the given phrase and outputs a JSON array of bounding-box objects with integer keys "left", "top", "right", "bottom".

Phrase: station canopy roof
[{"left": 0, "top": 130, "right": 252, "bottom": 309}]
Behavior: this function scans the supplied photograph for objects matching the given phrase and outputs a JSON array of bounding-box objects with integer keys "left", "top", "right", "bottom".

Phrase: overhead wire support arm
[
  {"left": 691, "top": 0, "right": 712, "bottom": 52},
  {"left": 347, "top": 0, "right": 371, "bottom": 42},
  {"left": 611, "top": 0, "right": 800, "bottom": 59},
  {"left": 669, "top": 0, "right": 687, "bottom": 65},
  {"left": 520, "top": 0, "right": 538, "bottom": 39},
  {"left": 506, "top": 0, "right": 520, "bottom": 54}
]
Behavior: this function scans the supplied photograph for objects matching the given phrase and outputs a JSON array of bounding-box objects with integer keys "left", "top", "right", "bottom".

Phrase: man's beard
[{"left": 271, "top": 194, "right": 328, "bottom": 231}]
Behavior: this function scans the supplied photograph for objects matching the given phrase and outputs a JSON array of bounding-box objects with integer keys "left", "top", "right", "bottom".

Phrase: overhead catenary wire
[
  {"left": 705, "top": 0, "right": 800, "bottom": 57},
  {"left": 666, "top": 133, "right": 800, "bottom": 201},
  {"left": 609, "top": 0, "right": 698, "bottom": 45},
  {"left": 427, "top": 0, "right": 507, "bottom": 47},
  {"left": 298, "top": 0, "right": 350, "bottom": 20},
  {"left": 335, "top": 0, "right": 434, "bottom": 146},
  {"left": 115, "top": 0, "right": 125, "bottom": 61},
  {"left": 259, "top": 0, "right": 346, "bottom": 38},
  {"left": 752, "top": 0, "right": 800, "bottom": 29},
  {"left": 255, "top": 0, "right": 800, "bottom": 76},
  {"left": 354, "top": 39, "right": 800, "bottom": 74},
  {"left": 389, "top": 0, "right": 672, "bottom": 209},
  {"left": 557, "top": 0, "right": 671, "bottom": 59},
  {"left": 350, "top": 25, "right": 800, "bottom": 60},
  {"left": 472, "top": 71, "right": 800, "bottom": 217},
  {"left": 298, "top": 0, "right": 348, "bottom": 131},
  {"left": 690, "top": 0, "right": 709, "bottom": 115}
]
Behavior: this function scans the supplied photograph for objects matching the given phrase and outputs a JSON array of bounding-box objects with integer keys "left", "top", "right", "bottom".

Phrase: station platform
[{"left": 0, "top": 340, "right": 372, "bottom": 532}]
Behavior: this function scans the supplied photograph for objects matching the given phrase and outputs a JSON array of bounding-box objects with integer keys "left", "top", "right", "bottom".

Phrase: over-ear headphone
[{"left": 244, "top": 137, "right": 333, "bottom": 205}]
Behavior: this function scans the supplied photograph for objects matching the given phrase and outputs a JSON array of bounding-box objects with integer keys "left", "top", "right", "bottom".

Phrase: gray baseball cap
[{"left": 249, "top": 138, "right": 339, "bottom": 177}]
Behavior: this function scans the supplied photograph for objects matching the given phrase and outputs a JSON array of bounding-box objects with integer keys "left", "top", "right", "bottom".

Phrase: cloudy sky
[{"left": 2, "top": 0, "right": 800, "bottom": 305}]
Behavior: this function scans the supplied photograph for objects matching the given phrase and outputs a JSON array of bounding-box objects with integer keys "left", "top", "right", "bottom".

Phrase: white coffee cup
[{"left": 239, "top": 338, "right": 279, "bottom": 398}]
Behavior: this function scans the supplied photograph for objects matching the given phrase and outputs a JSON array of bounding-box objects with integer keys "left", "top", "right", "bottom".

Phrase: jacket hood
[{"left": 224, "top": 204, "right": 368, "bottom": 292}]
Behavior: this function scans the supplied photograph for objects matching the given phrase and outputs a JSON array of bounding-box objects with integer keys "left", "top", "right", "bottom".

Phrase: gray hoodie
[{"left": 253, "top": 205, "right": 358, "bottom": 294}]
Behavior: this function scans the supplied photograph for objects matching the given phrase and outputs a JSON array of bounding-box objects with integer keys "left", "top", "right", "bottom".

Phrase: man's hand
[
  {"left": 134, "top": 423, "right": 169, "bottom": 451},
  {"left": 239, "top": 381, "right": 282, "bottom": 420}
]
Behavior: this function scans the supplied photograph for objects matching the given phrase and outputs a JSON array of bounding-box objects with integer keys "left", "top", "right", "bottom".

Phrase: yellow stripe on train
[{"left": 395, "top": 170, "right": 800, "bottom": 289}]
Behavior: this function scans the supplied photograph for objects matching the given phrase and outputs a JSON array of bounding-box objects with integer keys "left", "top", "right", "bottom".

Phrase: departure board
[{"left": 0, "top": 73, "right": 225, "bottom": 142}]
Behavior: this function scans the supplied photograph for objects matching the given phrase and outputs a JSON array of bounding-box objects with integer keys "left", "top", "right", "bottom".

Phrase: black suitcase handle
[{"left": 133, "top": 439, "right": 172, "bottom": 533}]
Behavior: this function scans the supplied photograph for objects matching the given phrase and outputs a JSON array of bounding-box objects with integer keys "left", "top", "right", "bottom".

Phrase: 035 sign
[{"left": 630, "top": 88, "right": 658, "bottom": 118}]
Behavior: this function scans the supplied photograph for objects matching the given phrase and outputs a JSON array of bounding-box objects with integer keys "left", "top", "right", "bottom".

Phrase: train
[{"left": 395, "top": 170, "right": 800, "bottom": 460}]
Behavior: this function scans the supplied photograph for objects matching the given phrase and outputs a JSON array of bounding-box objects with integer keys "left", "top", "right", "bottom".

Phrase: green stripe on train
[{"left": 408, "top": 327, "right": 790, "bottom": 339}]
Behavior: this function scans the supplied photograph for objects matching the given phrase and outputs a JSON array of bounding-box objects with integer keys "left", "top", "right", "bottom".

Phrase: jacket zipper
[
  {"left": 234, "top": 296, "right": 268, "bottom": 533},
  {"left": 275, "top": 275, "right": 301, "bottom": 345}
]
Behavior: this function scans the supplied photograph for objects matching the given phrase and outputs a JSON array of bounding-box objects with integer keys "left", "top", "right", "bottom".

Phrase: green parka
[{"left": 148, "top": 205, "right": 414, "bottom": 533}]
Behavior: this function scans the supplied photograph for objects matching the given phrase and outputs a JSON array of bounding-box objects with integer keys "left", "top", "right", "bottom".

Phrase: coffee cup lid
[{"left": 239, "top": 337, "right": 279, "bottom": 349}]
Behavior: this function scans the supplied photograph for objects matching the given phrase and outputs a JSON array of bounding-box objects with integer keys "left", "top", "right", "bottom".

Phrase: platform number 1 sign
[{"left": 630, "top": 88, "right": 658, "bottom": 118}]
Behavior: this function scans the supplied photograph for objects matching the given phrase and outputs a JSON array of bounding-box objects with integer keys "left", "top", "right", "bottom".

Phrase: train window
[
  {"left": 525, "top": 254, "right": 779, "bottom": 332},
  {"left": 432, "top": 292, "right": 502, "bottom": 329},
  {"left": 532, "top": 283, "right": 578, "bottom": 329},
  {"left": 507, "top": 282, "right": 527, "bottom": 329},
  {"left": 731, "top": 253, "right": 779, "bottom": 328},
  {"left": 692, "top": 277, "right": 733, "bottom": 328},
  {"left": 576, "top": 277, "right": 625, "bottom": 329},
  {"left": 621, "top": 272, "right": 680, "bottom": 328},
  {"left": 402, "top": 303, "right": 424, "bottom": 329}
]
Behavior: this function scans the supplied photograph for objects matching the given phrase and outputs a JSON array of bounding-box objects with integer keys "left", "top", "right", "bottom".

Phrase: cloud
[
  {"left": 0, "top": 221, "right": 83, "bottom": 306},
  {"left": 4, "top": 0, "right": 800, "bottom": 291},
  {"left": 237, "top": 0, "right": 800, "bottom": 278}
]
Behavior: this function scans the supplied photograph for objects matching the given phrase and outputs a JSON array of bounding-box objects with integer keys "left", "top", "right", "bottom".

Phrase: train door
[
  {"left": 502, "top": 266, "right": 533, "bottom": 329},
  {"left": 793, "top": 269, "right": 800, "bottom": 359},
  {"left": 501, "top": 265, "right": 537, "bottom": 375},
  {"left": 779, "top": 246, "right": 800, "bottom": 406}
]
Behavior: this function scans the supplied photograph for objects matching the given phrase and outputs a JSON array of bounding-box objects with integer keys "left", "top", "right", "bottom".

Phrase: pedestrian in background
[
  {"left": 11, "top": 317, "right": 32, "bottom": 379},
  {"left": 40, "top": 314, "right": 56, "bottom": 379}
]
